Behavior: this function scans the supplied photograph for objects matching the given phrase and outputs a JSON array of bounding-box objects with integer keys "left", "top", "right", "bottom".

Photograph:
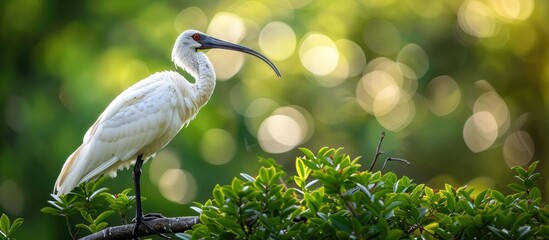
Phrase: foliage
[
  {"left": 0, "top": 214, "right": 23, "bottom": 240},
  {"left": 180, "top": 147, "right": 548, "bottom": 239},
  {"left": 38, "top": 147, "right": 547, "bottom": 239},
  {"left": 41, "top": 177, "right": 136, "bottom": 239}
]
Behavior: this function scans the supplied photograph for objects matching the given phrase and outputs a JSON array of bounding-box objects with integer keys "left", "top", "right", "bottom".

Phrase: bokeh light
[
  {"left": 425, "top": 76, "right": 461, "bottom": 116},
  {"left": 258, "top": 106, "right": 310, "bottom": 153},
  {"left": 207, "top": 50, "right": 244, "bottom": 80},
  {"left": 272, "top": 106, "right": 314, "bottom": 142},
  {"left": 149, "top": 149, "right": 181, "bottom": 185},
  {"left": 356, "top": 70, "right": 399, "bottom": 115},
  {"left": 299, "top": 33, "right": 339, "bottom": 76},
  {"left": 244, "top": 98, "right": 280, "bottom": 137},
  {"left": 258, "top": 115, "right": 301, "bottom": 153},
  {"left": 397, "top": 43, "right": 429, "bottom": 79},
  {"left": 365, "top": 57, "right": 418, "bottom": 95},
  {"left": 458, "top": 0, "right": 499, "bottom": 38},
  {"left": 206, "top": 12, "right": 246, "bottom": 43},
  {"left": 199, "top": 128, "right": 236, "bottom": 165},
  {"left": 503, "top": 131, "right": 534, "bottom": 167},
  {"left": 173, "top": 7, "right": 208, "bottom": 33},
  {"left": 313, "top": 39, "right": 367, "bottom": 87},
  {"left": 356, "top": 56, "right": 419, "bottom": 131},
  {"left": 158, "top": 168, "right": 197, "bottom": 204},
  {"left": 473, "top": 91, "right": 510, "bottom": 136},
  {"left": 376, "top": 97, "right": 416, "bottom": 132},
  {"left": 490, "top": 0, "right": 534, "bottom": 22},
  {"left": 334, "top": 39, "right": 367, "bottom": 78},
  {"left": 463, "top": 111, "right": 498, "bottom": 153},
  {"left": 206, "top": 12, "right": 246, "bottom": 80},
  {"left": 259, "top": 21, "right": 296, "bottom": 61}
]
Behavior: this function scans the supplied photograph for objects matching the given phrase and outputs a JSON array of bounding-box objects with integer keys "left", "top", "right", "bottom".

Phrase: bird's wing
[{"left": 55, "top": 77, "right": 181, "bottom": 195}]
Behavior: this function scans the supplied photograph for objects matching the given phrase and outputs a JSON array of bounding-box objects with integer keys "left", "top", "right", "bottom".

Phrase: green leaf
[
  {"left": 304, "top": 193, "right": 319, "bottom": 213},
  {"left": 424, "top": 186, "right": 434, "bottom": 199},
  {"left": 442, "top": 191, "right": 455, "bottom": 211},
  {"left": 80, "top": 210, "right": 94, "bottom": 223},
  {"left": 386, "top": 229, "right": 403, "bottom": 240},
  {"left": 508, "top": 183, "right": 526, "bottom": 192},
  {"left": 513, "top": 166, "right": 528, "bottom": 179},
  {"left": 538, "top": 225, "right": 549, "bottom": 239},
  {"left": 90, "top": 187, "right": 110, "bottom": 200},
  {"left": 299, "top": 147, "right": 315, "bottom": 160},
  {"left": 491, "top": 190, "right": 505, "bottom": 202},
  {"left": 0, "top": 214, "right": 9, "bottom": 234},
  {"left": 330, "top": 215, "right": 352, "bottom": 233},
  {"left": 460, "top": 200, "right": 475, "bottom": 215},
  {"left": 96, "top": 222, "right": 108, "bottom": 231},
  {"left": 410, "top": 184, "right": 424, "bottom": 203},
  {"left": 40, "top": 206, "right": 62, "bottom": 215},
  {"left": 213, "top": 186, "right": 225, "bottom": 206},
  {"left": 528, "top": 187, "right": 541, "bottom": 201},
  {"left": 216, "top": 218, "right": 241, "bottom": 232},
  {"left": 258, "top": 167, "right": 269, "bottom": 185},
  {"left": 474, "top": 189, "right": 488, "bottom": 207},
  {"left": 190, "top": 206, "right": 202, "bottom": 214},
  {"left": 296, "top": 157, "right": 309, "bottom": 181},
  {"left": 95, "top": 210, "right": 114, "bottom": 223},
  {"left": 523, "top": 179, "right": 534, "bottom": 189},
  {"left": 444, "top": 184, "right": 455, "bottom": 196},
  {"left": 526, "top": 161, "right": 538, "bottom": 175},
  {"left": 511, "top": 213, "right": 531, "bottom": 232},
  {"left": 488, "top": 226, "right": 509, "bottom": 239},
  {"left": 239, "top": 173, "right": 255, "bottom": 182},
  {"left": 76, "top": 223, "right": 93, "bottom": 233},
  {"left": 319, "top": 156, "right": 333, "bottom": 167},
  {"left": 8, "top": 218, "right": 23, "bottom": 235}
]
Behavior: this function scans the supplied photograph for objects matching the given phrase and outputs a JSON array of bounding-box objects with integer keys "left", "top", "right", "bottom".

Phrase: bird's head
[{"left": 172, "top": 30, "right": 281, "bottom": 77}]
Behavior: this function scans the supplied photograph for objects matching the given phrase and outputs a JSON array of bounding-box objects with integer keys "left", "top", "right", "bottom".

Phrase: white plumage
[{"left": 54, "top": 29, "right": 280, "bottom": 196}]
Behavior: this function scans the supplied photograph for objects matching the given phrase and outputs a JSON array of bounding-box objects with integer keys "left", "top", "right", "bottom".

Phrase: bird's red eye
[{"left": 191, "top": 33, "right": 201, "bottom": 41}]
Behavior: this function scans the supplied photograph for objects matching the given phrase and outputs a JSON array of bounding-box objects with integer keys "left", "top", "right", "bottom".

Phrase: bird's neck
[{"left": 191, "top": 52, "right": 216, "bottom": 107}]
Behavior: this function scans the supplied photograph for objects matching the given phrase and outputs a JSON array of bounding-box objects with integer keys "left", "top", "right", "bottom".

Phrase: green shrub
[
  {"left": 180, "top": 147, "right": 548, "bottom": 240},
  {"left": 40, "top": 146, "right": 548, "bottom": 239}
]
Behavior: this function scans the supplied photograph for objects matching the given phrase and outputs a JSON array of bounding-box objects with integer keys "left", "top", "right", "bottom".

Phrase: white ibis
[{"left": 53, "top": 29, "right": 281, "bottom": 238}]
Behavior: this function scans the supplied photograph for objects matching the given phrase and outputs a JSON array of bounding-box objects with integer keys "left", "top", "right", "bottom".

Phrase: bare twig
[
  {"left": 79, "top": 216, "right": 200, "bottom": 240},
  {"left": 381, "top": 158, "right": 411, "bottom": 172},
  {"left": 368, "top": 131, "right": 410, "bottom": 173},
  {"left": 369, "top": 131, "right": 386, "bottom": 172}
]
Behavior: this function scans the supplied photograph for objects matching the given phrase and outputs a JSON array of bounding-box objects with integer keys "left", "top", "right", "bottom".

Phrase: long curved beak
[{"left": 197, "top": 35, "right": 282, "bottom": 78}]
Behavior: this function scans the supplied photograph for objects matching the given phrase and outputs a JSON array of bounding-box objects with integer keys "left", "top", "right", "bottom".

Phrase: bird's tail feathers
[{"left": 54, "top": 144, "right": 89, "bottom": 196}]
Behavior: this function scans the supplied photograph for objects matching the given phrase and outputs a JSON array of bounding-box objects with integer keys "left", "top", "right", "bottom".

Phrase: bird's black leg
[{"left": 132, "top": 154, "right": 170, "bottom": 239}]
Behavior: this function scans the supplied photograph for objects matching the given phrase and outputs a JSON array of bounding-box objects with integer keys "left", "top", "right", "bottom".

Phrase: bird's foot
[{"left": 132, "top": 213, "right": 170, "bottom": 240}]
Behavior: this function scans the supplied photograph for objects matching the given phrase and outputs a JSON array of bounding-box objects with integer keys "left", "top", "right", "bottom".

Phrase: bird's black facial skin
[{"left": 195, "top": 34, "right": 282, "bottom": 77}]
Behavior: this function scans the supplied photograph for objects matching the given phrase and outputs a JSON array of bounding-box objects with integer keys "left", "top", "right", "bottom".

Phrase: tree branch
[{"left": 80, "top": 216, "right": 200, "bottom": 240}]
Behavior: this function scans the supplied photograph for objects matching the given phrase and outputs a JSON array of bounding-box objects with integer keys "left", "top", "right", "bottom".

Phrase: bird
[{"left": 53, "top": 29, "right": 281, "bottom": 238}]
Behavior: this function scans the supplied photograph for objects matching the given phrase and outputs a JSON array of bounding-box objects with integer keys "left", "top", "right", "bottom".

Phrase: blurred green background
[{"left": 1, "top": 0, "right": 548, "bottom": 238}]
